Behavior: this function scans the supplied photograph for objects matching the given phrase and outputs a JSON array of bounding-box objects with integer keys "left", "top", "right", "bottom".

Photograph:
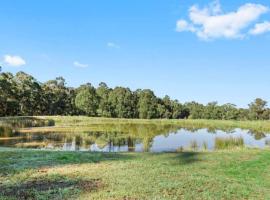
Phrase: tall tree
[
  {"left": 96, "top": 82, "right": 113, "bottom": 117},
  {"left": 108, "top": 87, "right": 137, "bottom": 118},
  {"left": 14, "top": 72, "right": 43, "bottom": 115},
  {"left": 248, "top": 98, "right": 268, "bottom": 120},
  {"left": 42, "top": 77, "right": 70, "bottom": 115},
  {"left": 75, "top": 84, "right": 99, "bottom": 116},
  {"left": 0, "top": 72, "right": 19, "bottom": 116},
  {"left": 137, "top": 89, "right": 158, "bottom": 119}
]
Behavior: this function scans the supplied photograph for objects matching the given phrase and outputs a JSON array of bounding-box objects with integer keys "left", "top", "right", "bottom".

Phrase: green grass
[
  {"left": 1, "top": 116, "right": 270, "bottom": 133},
  {"left": 0, "top": 116, "right": 55, "bottom": 128},
  {"left": 1, "top": 116, "right": 270, "bottom": 199},
  {"left": 215, "top": 137, "right": 244, "bottom": 150},
  {"left": 40, "top": 116, "right": 270, "bottom": 133},
  {"left": 0, "top": 148, "right": 270, "bottom": 199}
]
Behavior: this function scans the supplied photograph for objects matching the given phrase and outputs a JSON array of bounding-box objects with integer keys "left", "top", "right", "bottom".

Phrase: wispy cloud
[
  {"left": 73, "top": 61, "right": 88, "bottom": 68},
  {"left": 3, "top": 55, "right": 26, "bottom": 67},
  {"left": 176, "top": 0, "right": 269, "bottom": 40},
  {"left": 107, "top": 42, "right": 120, "bottom": 48}
]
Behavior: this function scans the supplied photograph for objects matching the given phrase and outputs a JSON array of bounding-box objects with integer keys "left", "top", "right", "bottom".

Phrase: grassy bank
[
  {"left": 40, "top": 116, "right": 270, "bottom": 133},
  {"left": 0, "top": 148, "right": 270, "bottom": 199},
  {"left": 1, "top": 116, "right": 270, "bottom": 133}
]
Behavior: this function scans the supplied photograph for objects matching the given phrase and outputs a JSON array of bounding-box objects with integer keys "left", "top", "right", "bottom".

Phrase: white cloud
[
  {"left": 107, "top": 42, "right": 120, "bottom": 48},
  {"left": 73, "top": 61, "right": 88, "bottom": 68},
  {"left": 176, "top": 1, "right": 269, "bottom": 40},
  {"left": 249, "top": 21, "right": 270, "bottom": 35},
  {"left": 3, "top": 55, "right": 26, "bottom": 67}
]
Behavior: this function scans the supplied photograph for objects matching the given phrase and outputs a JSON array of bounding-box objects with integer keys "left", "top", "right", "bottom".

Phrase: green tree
[
  {"left": 96, "top": 82, "right": 113, "bottom": 117},
  {"left": 171, "top": 100, "right": 189, "bottom": 119},
  {"left": 42, "top": 77, "right": 71, "bottom": 115},
  {"left": 220, "top": 103, "right": 239, "bottom": 120},
  {"left": 75, "top": 84, "right": 99, "bottom": 116},
  {"left": 14, "top": 72, "right": 43, "bottom": 115},
  {"left": 108, "top": 87, "right": 137, "bottom": 118},
  {"left": 248, "top": 98, "right": 268, "bottom": 120},
  {"left": 185, "top": 101, "right": 204, "bottom": 119},
  {"left": 0, "top": 72, "right": 19, "bottom": 116},
  {"left": 137, "top": 89, "right": 158, "bottom": 119}
]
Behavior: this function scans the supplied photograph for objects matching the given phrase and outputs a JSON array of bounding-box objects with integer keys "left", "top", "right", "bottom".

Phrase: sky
[{"left": 0, "top": 0, "right": 270, "bottom": 108}]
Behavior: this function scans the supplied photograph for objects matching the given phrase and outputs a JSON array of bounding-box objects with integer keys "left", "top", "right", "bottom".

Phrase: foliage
[
  {"left": 1, "top": 70, "right": 270, "bottom": 120},
  {"left": 75, "top": 84, "right": 99, "bottom": 116}
]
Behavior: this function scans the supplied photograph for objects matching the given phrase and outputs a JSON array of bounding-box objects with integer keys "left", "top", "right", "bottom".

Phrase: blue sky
[{"left": 0, "top": 0, "right": 270, "bottom": 107}]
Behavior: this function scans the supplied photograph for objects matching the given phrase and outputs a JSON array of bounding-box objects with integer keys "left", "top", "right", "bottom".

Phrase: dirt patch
[{"left": 0, "top": 177, "right": 102, "bottom": 200}]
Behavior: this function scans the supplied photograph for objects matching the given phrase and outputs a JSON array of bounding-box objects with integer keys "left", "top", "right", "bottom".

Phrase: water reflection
[{"left": 0, "top": 124, "right": 270, "bottom": 152}]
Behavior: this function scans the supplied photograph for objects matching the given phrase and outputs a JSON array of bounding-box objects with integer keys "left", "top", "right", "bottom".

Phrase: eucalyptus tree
[
  {"left": 108, "top": 87, "right": 137, "bottom": 118},
  {"left": 75, "top": 83, "right": 99, "bottom": 116},
  {"left": 13, "top": 72, "right": 43, "bottom": 115},
  {"left": 220, "top": 103, "right": 239, "bottom": 120},
  {"left": 171, "top": 100, "right": 189, "bottom": 119},
  {"left": 248, "top": 98, "right": 268, "bottom": 120},
  {"left": 137, "top": 89, "right": 158, "bottom": 119},
  {"left": 96, "top": 82, "right": 113, "bottom": 117},
  {"left": 185, "top": 101, "right": 204, "bottom": 119},
  {"left": 42, "top": 77, "right": 70, "bottom": 115},
  {"left": 0, "top": 72, "right": 19, "bottom": 116}
]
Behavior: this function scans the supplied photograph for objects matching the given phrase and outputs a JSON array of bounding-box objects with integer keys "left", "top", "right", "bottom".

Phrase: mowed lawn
[{"left": 0, "top": 148, "right": 270, "bottom": 200}]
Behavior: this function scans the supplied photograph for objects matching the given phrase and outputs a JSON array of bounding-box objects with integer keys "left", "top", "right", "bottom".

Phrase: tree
[
  {"left": 248, "top": 98, "right": 268, "bottom": 120},
  {"left": 137, "top": 89, "right": 158, "bottom": 119},
  {"left": 96, "top": 82, "right": 113, "bottom": 117},
  {"left": 171, "top": 100, "right": 189, "bottom": 119},
  {"left": 203, "top": 102, "right": 222, "bottom": 120},
  {"left": 14, "top": 72, "right": 43, "bottom": 115},
  {"left": 75, "top": 84, "right": 99, "bottom": 116},
  {"left": 220, "top": 103, "right": 239, "bottom": 120},
  {"left": 108, "top": 87, "right": 137, "bottom": 118},
  {"left": 0, "top": 70, "right": 270, "bottom": 121},
  {"left": 0, "top": 72, "right": 19, "bottom": 116},
  {"left": 42, "top": 77, "right": 72, "bottom": 115},
  {"left": 185, "top": 101, "right": 204, "bottom": 119}
]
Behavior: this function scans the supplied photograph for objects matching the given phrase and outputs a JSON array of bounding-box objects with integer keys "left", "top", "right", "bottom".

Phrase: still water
[{"left": 0, "top": 124, "right": 270, "bottom": 152}]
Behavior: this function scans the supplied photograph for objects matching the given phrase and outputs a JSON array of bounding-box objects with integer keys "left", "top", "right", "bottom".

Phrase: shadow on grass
[
  {"left": 0, "top": 148, "right": 134, "bottom": 176},
  {"left": 0, "top": 174, "right": 102, "bottom": 200},
  {"left": 172, "top": 152, "right": 201, "bottom": 165}
]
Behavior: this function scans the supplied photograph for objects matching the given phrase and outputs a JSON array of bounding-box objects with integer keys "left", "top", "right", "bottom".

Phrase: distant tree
[
  {"left": 108, "top": 87, "right": 137, "bottom": 118},
  {"left": 162, "top": 95, "right": 173, "bottom": 119},
  {"left": 203, "top": 102, "right": 222, "bottom": 120},
  {"left": 156, "top": 102, "right": 166, "bottom": 118},
  {"left": 96, "top": 82, "right": 113, "bottom": 117},
  {"left": 137, "top": 89, "right": 158, "bottom": 119},
  {"left": 0, "top": 72, "right": 19, "bottom": 116},
  {"left": 0, "top": 70, "right": 269, "bottom": 121},
  {"left": 220, "top": 103, "right": 239, "bottom": 120},
  {"left": 185, "top": 101, "right": 204, "bottom": 119},
  {"left": 248, "top": 98, "right": 268, "bottom": 120},
  {"left": 75, "top": 84, "right": 99, "bottom": 116},
  {"left": 42, "top": 77, "right": 71, "bottom": 115},
  {"left": 171, "top": 100, "right": 189, "bottom": 119},
  {"left": 238, "top": 108, "right": 249, "bottom": 120},
  {"left": 14, "top": 72, "right": 43, "bottom": 115}
]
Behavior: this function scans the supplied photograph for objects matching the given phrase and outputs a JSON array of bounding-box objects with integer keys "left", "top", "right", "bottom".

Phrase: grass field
[
  {"left": 1, "top": 116, "right": 270, "bottom": 199},
  {"left": 0, "top": 148, "right": 270, "bottom": 199},
  {"left": 47, "top": 116, "right": 270, "bottom": 133},
  {"left": 2, "top": 116, "right": 269, "bottom": 133}
]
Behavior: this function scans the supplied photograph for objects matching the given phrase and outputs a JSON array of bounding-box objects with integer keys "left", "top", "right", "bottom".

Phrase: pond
[{"left": 0, "top": 124, "right": 270, "bottom": 152}]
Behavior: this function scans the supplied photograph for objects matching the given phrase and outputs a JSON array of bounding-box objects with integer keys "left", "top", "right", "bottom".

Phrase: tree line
[{"left": 0, "top": 70, "right": 269, "bottom": 120}]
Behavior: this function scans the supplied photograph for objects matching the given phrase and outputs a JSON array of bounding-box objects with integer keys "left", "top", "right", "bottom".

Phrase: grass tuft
[{"left": 215, "top": 137, "right": 244, "bottom": 150}]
